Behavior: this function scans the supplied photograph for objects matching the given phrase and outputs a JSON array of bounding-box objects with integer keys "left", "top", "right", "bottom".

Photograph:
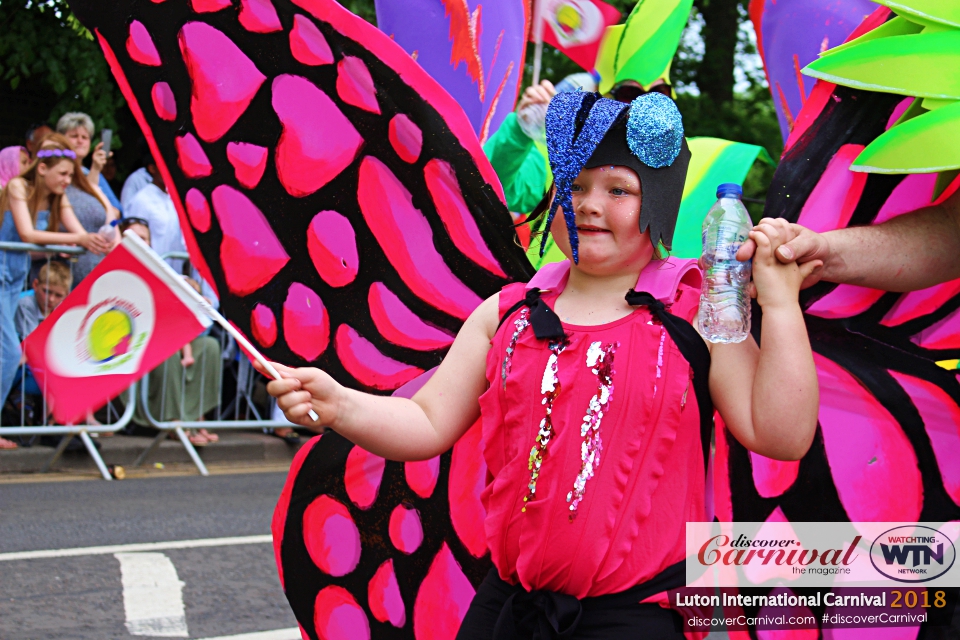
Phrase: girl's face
[
  {"left": 550, "top": 165, "right": 654, "bottom": 274},
  {"left": 64, "top": 127, "right": 91, "bottom": 160},
  {"left": 37, "top": 158, "right": 75, "bottom": 195}
]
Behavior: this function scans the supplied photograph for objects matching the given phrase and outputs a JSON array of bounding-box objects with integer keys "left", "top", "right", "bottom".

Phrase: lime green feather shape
[
  {"left": 819, "top": 15, "right": 922, "bottom": 57},
  {"left": 873, "top": 0, "right": 960, "bottom": 28},
  {"left": 852, "top": 100, "right": 960, "bottom": 173},
  {"left": 804, "top": 30, "right": 960, "bottom": 99}
]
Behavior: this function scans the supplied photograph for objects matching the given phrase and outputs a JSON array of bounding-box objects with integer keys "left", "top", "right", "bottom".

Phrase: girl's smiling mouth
[{"left": 577, "top": 225, "right": 611, "bottom": 234}]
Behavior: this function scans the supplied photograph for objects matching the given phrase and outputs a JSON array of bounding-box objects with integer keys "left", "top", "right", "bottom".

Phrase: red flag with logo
[
  {"left": 22, "top": 234, "right": 213, "bottom": 424},
  {"left": 537, "top": 0, "right": 621, "bottom": 71}
]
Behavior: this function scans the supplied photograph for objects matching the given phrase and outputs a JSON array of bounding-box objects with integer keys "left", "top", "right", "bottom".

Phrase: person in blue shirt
[{"left": 56, "top": 112, "right": 123, "bottom": 214}]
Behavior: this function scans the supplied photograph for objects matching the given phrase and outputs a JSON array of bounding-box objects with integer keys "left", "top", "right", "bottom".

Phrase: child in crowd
[
  {"left": 15, "top": 261, "right": 71, "bottom": 342},
  {"left": 266, "top": 93, "right": 820, "bottom": 638}
]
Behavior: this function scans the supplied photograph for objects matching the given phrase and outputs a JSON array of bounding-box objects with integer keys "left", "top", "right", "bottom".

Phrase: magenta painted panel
[
  {"left": 874, "top": 173, "right": 938, "bottom": 225},
  {"left": 750, "top": 452, "right": 799, "bottom": 499},
  {"left": 413, "top": 542, "right": 475, "bottom": 640},
  {"left": 175, "top": 133, "right": 213, "bottom": 178},
  {"left": 178, "top": 21, "right": 266, "bottom": 142},
  {"left": 886, "top": 98, "right": 914, "bottom": 131},
  {"left": 307, "top": 210, "right": 359, "bottom": 288},
  {"left": 151, "top": 82, "right": 177, "bottom": 121},
  {"left": 272, "top": 434, "right": 322, "bottom": 589},
  {"left": 226, "top": 141, "right": 269, "bottom": 189},
  {"left": 796, "top": 145, "right": 867, "bottom": 234},
  {"left": 251, "top": 303, "right": 277, "bottom": 348},
  {"left": 449, "top": 418, "right": 488, "bottom": 558},
  {"left": 368, "top": 282, "right": 454, "bottom": 351},
  {"left": 272, "top": 74, "right": 364, "bottom": 198},
  {"left": 357, "top": 156, "right": 483, "bottom": 320},
  {"left": 184, "top": 188, "right": 211, "bottom": 233},
  {"left": 239, "top": 0, "right": 283, "bottom": 33},
  {"left": 284, "top": 282, "right": 330, "bottom": 361},
  {"left": 889, "top": 371, "right": 960, "bottom": 506},
  {"left": 388, "top": 114, "right": 422, "bottom": 164},
  {"left": 388, "top": 503, "right": 424, "bottom": 554},
  {"left": 336, "top": 56, "right": 381, "bottom": 114},
  {"left": 344, "top": 445, "right": 386, "bottom": 509},
  {"left": 911, "top": 307, "right": 960, "bottom": 351},
  {"left": 368, "top": 559, "right": 406, "bottom": 628},
  {"left": 313, "top": 585, "right": 371, "bottom": 640},
  {"left": 303, "top": 494, "right": 362, "bottom": 577},
  {"left": 190, "top": 0, "right": 231, "bottom": 11},
  {"left": 290, "top": 14, "right": 334, "bottom": 66},
  {"left": 127, "top": 20, "right": 162, "bottom": 66},
  {"left": 424, "top": 158, "right": 506, "bottom": 277},
  {"left": 805, "top": 285, "right": 884, "bottom": 319},
  {"left": 815, "top": 353, "right": 922, "bottom": 523},
  {"left": 335, "top": 323, "right": 424, "bottom": 390},
  {"left": 882, "top": 280, "right": 960, "bottom": 327},
  {"left": 211, "top": 185, "right": 290, "bottom": 295},
  {"left": 405, "top": 456, "right": 440, "bottom": 499}
]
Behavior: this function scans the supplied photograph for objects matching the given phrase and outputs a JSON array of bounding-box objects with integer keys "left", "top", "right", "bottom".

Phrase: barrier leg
[
  {"left": 78, "top": 430, "right": 112, "bottom": 481},
  {"left": 174, "top": 425, "right": 208, "bottom": 476},
  {"left": 132, "top": 429, "right": 168, "bottom": 468},
  {"left": 40, "top": 434, "right": 74, "bottom": 473}
]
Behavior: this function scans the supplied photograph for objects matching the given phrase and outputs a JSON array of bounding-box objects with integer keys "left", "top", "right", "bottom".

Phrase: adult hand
[
  {"left": 749, "top": 220, "right": 823, "bottom": 310},
  {"left": 79, "top": 231, "right": 111, "bottom": 255},
  {"left": 257, "top": 361, "right": 343, "bottom": 431},
  {"left": 517, "top": 80, "right": 556, "bottom": 112},
  {"left": 737, "top": 218, "right": 829, "bottom": 291},
  {"left": 90, "top": 141, "right": 108, "bottom": 174}
]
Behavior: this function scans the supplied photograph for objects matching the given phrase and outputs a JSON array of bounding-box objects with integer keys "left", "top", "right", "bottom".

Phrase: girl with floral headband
[
  {"left": 264, "top": 92, "right": 820, "bottom": 639},
  {"left": 0, "top": 133, "right": 111, "bottom": 408}
]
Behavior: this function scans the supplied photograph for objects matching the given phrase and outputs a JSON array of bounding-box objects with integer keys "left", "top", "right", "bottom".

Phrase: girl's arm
[
  {"left": 708, "top": 224, "right": 822, "bottom": 460},
  {"left": 264, "top": 293, "right": 500, "bottom": 461},
  {"left": 6, "top": 181, "right": 108, "bottom": 253}
]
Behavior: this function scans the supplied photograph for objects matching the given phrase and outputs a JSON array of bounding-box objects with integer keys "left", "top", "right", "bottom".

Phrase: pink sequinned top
[{"left": 478, "top": 258, "right": 708, "bottom": 599}]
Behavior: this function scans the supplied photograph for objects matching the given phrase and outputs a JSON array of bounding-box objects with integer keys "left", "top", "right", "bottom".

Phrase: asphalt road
[{"left": 0, "top": 472, "right": 299, "bottom": 640}]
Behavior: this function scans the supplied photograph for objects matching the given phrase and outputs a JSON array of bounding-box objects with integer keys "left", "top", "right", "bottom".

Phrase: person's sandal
[
  {"left": 0, "top": 437, "right": 18, "bottom": 450},
  {"left": 271, "top": 428, "right": 301, "bottom": 445},
  {"left": 187, "top": 431, "right": 210, "bottom": 447},
  {"left": 198, "top": 428, "right": 218, "bottom": 443}
]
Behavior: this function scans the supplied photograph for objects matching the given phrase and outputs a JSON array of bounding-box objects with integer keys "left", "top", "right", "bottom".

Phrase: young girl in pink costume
[{"left": 266, "top": 92, "right": 820, "bottom": 639}]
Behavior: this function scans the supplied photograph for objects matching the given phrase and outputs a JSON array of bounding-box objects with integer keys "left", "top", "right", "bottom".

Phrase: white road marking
[
  {"left": 116, "top": 552, "right": 188, "bottom": 638},
  {"left": 0, "top": 534, "right": 271, "bottom": 562},
  {"left": 195, "top": 628, "right": 301, "bottom": 640}
]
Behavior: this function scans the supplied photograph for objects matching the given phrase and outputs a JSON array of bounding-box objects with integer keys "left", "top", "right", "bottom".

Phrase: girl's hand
[
  {"left": 750, "top": 221, "right": 822, "bottom": 310},
  {"left": 79, "top": 232, "right": 110, "bottom": 255},
  {"left": 258, "top": 361, "right": 343, "bottom": 431}
]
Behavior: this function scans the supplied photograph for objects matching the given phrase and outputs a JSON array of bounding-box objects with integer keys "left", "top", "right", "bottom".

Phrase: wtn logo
[
  {"left": 871, "top": 526, "right": 956, "bottom": 583},
  {"left": 880, "top": 542, "right": 944, "bottom": 568}
]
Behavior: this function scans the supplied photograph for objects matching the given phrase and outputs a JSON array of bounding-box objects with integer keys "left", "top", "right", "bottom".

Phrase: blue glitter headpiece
[{"left": 543, "top": 91, "right": 691, "bottom": 261}]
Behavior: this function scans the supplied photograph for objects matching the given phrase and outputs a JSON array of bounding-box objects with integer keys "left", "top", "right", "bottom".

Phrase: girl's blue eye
[
  {"left": 571, "top": 184, "right": 583, "bottom": 192},
  {"left": 611, "top": 188, "right": 626, "bottom": 195}
]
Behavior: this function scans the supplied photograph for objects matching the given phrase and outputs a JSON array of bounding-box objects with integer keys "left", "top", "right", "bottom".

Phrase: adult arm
[{"left": 264, "top": 293, "right": 500, "bottom": 461}]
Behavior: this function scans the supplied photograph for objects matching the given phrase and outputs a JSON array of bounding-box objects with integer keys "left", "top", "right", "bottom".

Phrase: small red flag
[
  {"left": 23, "top": 234, "right": 213, "bottom": 424},
  {"left": 538, "top": 0, "right": 621, "bottom": 72}
]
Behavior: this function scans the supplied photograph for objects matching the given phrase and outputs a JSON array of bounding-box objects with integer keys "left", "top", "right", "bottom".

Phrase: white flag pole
[
  {"left": 121, "top": 231, "right": 320, "bottom": 422},
  {"left": 531, "top": 0, "right": 545, "bottom": 86}
]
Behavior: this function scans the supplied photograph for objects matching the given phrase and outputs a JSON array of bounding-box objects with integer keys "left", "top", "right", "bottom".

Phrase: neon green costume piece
[
  {"left": 803, "top": 0, "right": 960, "bottom": 174},
  {"left": 483, "top": 112, "right": 551, "bottom": 215}
]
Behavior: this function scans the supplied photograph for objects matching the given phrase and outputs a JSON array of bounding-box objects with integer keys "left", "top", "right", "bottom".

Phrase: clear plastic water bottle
[
  {"left": 516, "top": 102, "right": 547, "bottom": 142},
  {"left": 698, "top": 183, "right": 753, "bottom": 344},
  {"left": 98, "top": 219, "right": 119, "bottom": 243}
]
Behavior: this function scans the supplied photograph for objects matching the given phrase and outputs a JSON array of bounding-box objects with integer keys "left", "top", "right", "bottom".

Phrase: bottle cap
[{"left": 716, "top": 183, "right": 742, "bottom": 198}]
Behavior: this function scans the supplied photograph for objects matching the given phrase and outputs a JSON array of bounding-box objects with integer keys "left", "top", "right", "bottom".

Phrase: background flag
[
  {"left": 538, "top": 0, "right": 621, "bottom": 72},
  {"left": 22, "top": 234, "right": 213, "bottom": 425}
]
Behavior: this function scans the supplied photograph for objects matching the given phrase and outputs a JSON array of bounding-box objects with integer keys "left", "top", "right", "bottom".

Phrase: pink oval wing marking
[
  {"left": 151, "top": 82, "right": 177, "bottom": 121},
  {"left": 389, "top": 114, "right": 422, "bottom": 163},
  {"left": 211, "top": 185, "right": 290, "bottom": 295},
  {"left": 238, "top": 0, "right": 282, "bottom": 33},
  {"left": 368, "top": 282, "right": 454, "bottom": 351},
  {"left": 184, "top": 188, "right": 211, "bottom": 233},
  {"left": 815, "top": 353, "right": 923, "bottom": 524},
  {"left": 226, "top": 142, "right": 269, "bottom": 189},
  {"left": 345, "top": 445, "right": 386, "bottom": 509},
  {"left": 284, "top": 282, "right": 330, "bottom": 361},
  {"left": 307, "top": 211, "right": 359, "bottom": 287},
  {"left": 337, "top": 56, "right": 380, "bottom": 114},
  {"left": 127, "top": 20, "right": 161, "bottom": 66},
  {"left": 796, "top": 145, "right": 867, "bottom": 234},
  {"left": 251, "top": 303, "right": 277, "bottom": 348},
  {"left": 806, "top": 285, "right": 885, "bottom": 319},
  {"left": 175, "top": 133, "right": 212, "bottom": 178},
  {"left": 750, "top": 452, "right": 799, "bottom": 498},
  {"left": 314, "top": 585, "right": 370, "bottom": 640},
  {"left": 874, "top": 173, "right": 937, "bottom": 225},
  {"left": 272, "top": 74, "right": 363, "bottom": 198},
  {"left": 413, "top": 543, "right": 475, "bottom": 640},
  {"left": 178, "top": 22, "right": 266, "bottom": 142},
  {"left": 424, "top": 159, "right": 506, "bottom": 277},
  {"left": 290, "top": 14, "right": 333, "bottom": 66},
  {"left": 335, "top": 324, "right": 424, "bottom": 390},
  {"left": 368, "top": 559, "right": 405, "bottom": 628},
  {"left": 388, "top": 503, "right": 423, "bottom": 554},
  {"left": 449, "top": 418, "right": 489, "bottom": 558},
  {"left": 357, "top": 157, "right": 483, "bottom": 320},
  {"left": 882, "top": 280, "right": 960, "bottom": 327},
  {"left": 190, "top": 0, "right": 231, "bottom": 12},
  {"left": 405, "top": 456, "right": 440, "bottom": 499},
  {"left": 302, "top": 495, "right": 361, "bottom": 577},
  {"left": 911, "top": 306, "right": 960, "bottom": 350}
]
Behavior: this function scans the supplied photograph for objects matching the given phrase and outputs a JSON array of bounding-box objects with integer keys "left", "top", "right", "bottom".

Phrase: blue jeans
[{"left": 0, "top": 250, "right": 29, "bottom": 405}]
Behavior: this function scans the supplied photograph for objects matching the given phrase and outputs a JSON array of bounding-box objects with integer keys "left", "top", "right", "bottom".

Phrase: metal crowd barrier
[{"left": 0, "top": 246, "right": 293, "bottom": 479}]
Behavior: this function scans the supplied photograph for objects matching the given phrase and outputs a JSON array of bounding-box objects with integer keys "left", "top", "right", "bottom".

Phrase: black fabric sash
[{"left": 489, "top": 561, "right": 684, "bottom": 640}]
